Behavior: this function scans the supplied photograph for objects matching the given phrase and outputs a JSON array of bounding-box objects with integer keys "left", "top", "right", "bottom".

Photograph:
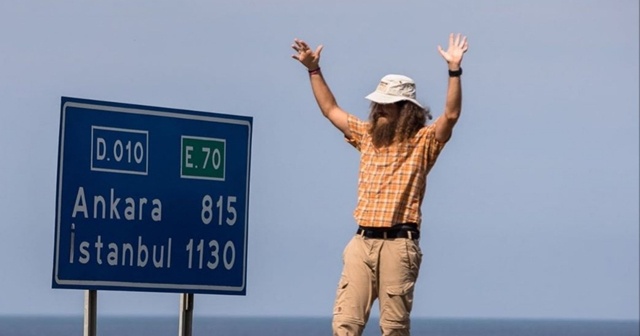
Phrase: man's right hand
[{"left": 291, "top": 38, "right": 323, "bottom": 71}]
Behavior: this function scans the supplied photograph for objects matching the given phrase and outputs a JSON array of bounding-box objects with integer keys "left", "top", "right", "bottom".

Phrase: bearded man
[{"left": 292, "top": 33, "right": 469, "bottom": 336}]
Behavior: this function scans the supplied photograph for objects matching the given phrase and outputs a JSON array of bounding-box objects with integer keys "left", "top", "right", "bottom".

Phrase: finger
[
  {"left": 294, "top": 38, "right": 306, "bottom": 50},
  {"left": 291, "top": 44, "right": 301, "bottom": 52},
  {"left": 299, "top": 40, "right": 311, "bottom": 50},
  {"left": 457, "top": 34, "right": 466, "bottom": 48},
  {"left": 448, "top": 33, "right": 454, "bottom": 48},
  {"left": 292, "top": 54, "right": 300, "bottom": 60},
  {"left": 437, "top": 45, "right": 446, "bottom": 57},
  {"left": 315, "top": 45, "right": 324, "bottom": 56}
]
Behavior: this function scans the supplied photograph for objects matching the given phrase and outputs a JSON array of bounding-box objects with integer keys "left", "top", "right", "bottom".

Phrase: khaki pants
[{"left": 332, "top": 235, "right": 423, "bottom": 336}]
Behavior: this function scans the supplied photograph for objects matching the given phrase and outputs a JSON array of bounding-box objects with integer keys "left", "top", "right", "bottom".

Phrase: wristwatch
[{"left": 448, "top": 68, "right": 463, "bottom": 77}]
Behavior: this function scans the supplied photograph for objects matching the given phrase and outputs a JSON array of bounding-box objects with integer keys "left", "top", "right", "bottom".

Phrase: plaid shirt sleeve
[
  {"left": 423, "top": 122, "right": 447, "bottom": 173},
  {"left": 344, "top": 114, "right": 368, "bottom": 151}
]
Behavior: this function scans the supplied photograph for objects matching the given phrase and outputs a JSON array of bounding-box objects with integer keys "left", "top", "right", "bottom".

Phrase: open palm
[
  {"left": 438, "top": 33, "right": 468, "bottom": 65},
  {"left": 291, "top": 38, "right": 323, "bottom": 70}
]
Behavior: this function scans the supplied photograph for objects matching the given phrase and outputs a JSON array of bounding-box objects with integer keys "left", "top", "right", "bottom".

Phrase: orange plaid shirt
[{"left": 345, "top": 114, "right": 447, "bottom": 229}]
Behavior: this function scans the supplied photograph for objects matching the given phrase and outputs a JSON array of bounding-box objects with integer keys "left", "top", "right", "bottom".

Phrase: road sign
[{"left": 52, "top": 97, "right": 252, "bottom": 295}]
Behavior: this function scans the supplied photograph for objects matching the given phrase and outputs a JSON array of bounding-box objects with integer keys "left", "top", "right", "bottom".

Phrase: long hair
[{"left": 368, "top": 101, "right": 431, "bottom": 147}]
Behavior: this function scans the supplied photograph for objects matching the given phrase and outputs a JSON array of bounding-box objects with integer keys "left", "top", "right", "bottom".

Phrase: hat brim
[{"left": 365, "top": 91, "right": 424, "bottom": 109}]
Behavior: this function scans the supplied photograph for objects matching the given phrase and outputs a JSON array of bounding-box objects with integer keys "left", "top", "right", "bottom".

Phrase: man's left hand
[{"left": 438, "top": 33, "right": 469, "bottom": 69}]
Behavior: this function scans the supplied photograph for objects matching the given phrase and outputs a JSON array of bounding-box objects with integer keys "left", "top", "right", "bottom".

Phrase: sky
[{"left": 0, "top": 0, "right": 638, "bottom": 321}]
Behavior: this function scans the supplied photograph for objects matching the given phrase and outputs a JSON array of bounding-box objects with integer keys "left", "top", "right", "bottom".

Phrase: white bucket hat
[{"left": 365, "top": 74, "right": 424, "bottom": 109}]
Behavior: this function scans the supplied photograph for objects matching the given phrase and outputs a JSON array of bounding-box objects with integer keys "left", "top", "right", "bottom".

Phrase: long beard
[{"left": 371, "top": 118, "right": 399, "bottom": 148}]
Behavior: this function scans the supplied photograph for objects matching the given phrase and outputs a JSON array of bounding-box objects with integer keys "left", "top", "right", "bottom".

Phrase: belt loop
[
  {"left": 383, "top": 232, "right": 388, "bottom": 239},
  {"left": 359, "top": 229, "right": 364, "bottom": 237},
  {"left": 407, "top": 231, "right": 413, "bottom": 240}
]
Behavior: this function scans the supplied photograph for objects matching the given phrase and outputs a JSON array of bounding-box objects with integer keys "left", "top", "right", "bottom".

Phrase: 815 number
[{"left": 201, "top": 195, "right": 237, "bottom": 225}]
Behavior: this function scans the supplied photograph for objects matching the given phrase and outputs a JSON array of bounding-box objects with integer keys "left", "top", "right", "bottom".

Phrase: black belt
[{"left": 356, "top": 224, "right": 420, "bottom": 240}]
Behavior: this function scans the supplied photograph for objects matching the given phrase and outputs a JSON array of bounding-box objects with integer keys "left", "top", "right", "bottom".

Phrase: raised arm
[
  {"left": 292, "top": 38, "right": 351, "bottom": 138},
  {"left": 435, "top": 33, "right": 469, "bottom": 143}
]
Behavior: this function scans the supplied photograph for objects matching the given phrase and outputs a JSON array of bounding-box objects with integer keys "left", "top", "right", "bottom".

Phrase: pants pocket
[
  {"left": 406, "top": 239, "right": 423, "bottom": 270},
  {"left": 382, "top": 282, "right": 415, "bottom": 326}
]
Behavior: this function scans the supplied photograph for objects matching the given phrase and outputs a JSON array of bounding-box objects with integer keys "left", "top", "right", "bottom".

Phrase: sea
[{"left": 0, "top": 316, "right": 637, "bottom": 336}]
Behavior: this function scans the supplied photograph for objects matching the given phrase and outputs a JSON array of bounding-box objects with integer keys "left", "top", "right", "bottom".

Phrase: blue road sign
[{"left": 53, "top": 97, "right": 252, "bottom": 295}]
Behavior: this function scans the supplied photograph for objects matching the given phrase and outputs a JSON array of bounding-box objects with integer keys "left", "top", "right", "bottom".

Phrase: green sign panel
[{"left": 181, "top": 136, "right": 226, "bottom": 180}]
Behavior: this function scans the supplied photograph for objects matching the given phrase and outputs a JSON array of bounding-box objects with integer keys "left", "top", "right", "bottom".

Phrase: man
[{"left": 291, "top": 33, "right": 469, "bottom": 336}]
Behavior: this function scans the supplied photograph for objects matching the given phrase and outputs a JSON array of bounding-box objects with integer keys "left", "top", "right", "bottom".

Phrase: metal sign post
[
  {"left": 179, "top": 293, "right": 194, "bottom": 336},
  {"left": 84, "top": 290, "right": 97, "bottom": 336}
]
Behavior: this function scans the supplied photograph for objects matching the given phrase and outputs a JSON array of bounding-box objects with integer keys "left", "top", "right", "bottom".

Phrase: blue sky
[{"left": 0, "top": 0, "right": 638, "bottom": 320}]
